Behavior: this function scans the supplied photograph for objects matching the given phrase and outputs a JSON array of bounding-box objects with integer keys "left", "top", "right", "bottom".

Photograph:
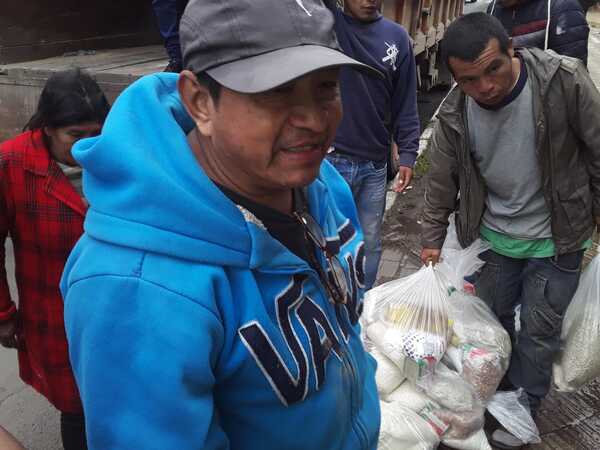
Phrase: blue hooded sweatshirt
[{"left": 60, "top": 73, "right": 380, "bottom": 450}]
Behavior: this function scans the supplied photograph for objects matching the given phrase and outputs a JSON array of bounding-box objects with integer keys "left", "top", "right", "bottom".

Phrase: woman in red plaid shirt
[{"left": 0, "top": 69, "right": 109, "bottom": 450}]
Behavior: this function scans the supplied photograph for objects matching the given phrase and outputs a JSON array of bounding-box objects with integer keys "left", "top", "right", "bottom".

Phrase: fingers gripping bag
[
  {"left": 553, "top": 252, "right": 600, "bottom": 392},
  {"left": 366, "top": 264, "right": 451, "bottom": 384}
]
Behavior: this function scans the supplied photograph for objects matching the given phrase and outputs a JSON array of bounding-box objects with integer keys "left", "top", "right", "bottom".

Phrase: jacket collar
[{"left": 23, "top": 130, "right": 87, "bottom": 216}]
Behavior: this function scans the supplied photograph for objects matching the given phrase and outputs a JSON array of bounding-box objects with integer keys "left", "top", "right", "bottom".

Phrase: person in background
[
  {"left": 420, "top": 13, "right": 600, "bottom": 449},
  {"left": 152, "top": 0, "right": 189, "bottom": 72},
  {"left": 489, "top": 0, "right": 589, "bottom": 65},
  {"left": 325, "top": 0, "right": 420, "bottom": 290},
  {"left": 0, "top": 69, "right": 109, "bottom": 450}
]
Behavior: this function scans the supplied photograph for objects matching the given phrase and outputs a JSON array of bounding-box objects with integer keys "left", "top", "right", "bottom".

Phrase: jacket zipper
[
  {"left": 269, "top": 227, "right": 371, "bottom": 449},
  {"left": 305, "top": 267, "right": 369, "bottom": 449},
  {"left": 460, "top": 111, "right": 473, "bottom": 241}
]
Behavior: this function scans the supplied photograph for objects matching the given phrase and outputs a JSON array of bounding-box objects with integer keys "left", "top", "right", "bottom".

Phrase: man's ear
[{"left": 178, "top": 70, "right": 215, "bottom": 137}]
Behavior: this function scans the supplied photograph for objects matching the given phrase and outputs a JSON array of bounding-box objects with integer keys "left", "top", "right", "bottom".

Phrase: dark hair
[
  {"left": 195, "top": 71, "right": 222, "bottom": 103},
  {"left": 442, "top": 13, "right": 510, "bottom": 70},
  {"left": 24, "top": 68, "right": 110, "bottom": 131}
]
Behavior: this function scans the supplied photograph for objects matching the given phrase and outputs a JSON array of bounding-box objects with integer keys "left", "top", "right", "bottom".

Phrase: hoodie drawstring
[{"left": 544, "top": 0, "right": 552, "bottom": 51}]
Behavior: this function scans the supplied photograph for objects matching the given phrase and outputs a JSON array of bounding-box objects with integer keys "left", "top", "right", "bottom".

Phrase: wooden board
[
  {"left": 0, "top": 0, "right": 160, "bottom": 64},
  {"left": 0, "top": 46, "right": 167, "bottom": 140}
]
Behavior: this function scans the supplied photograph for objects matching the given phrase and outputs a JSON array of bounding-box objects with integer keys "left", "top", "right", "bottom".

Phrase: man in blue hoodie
[
  {"left": 325, "top": 0, "right": 420, "bottom": 289},
  {"left": 60, "top": 1, "right": 382, "bottom": 449}
]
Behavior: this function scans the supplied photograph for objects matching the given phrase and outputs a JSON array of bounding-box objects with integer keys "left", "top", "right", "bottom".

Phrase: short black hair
[
  {"left": 442, "top": 13, "right": 510, "bottom": 70},
  {"left": 24, "top": 68, "right": 110, "bottom": 131},
  {"left": 195, "top": 72, "right": 222, "bottom": 103}
]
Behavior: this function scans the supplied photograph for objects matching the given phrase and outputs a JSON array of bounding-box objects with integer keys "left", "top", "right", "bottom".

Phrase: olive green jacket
[{"left": 422, "top": 47, "right": 600, "bottom": 255}]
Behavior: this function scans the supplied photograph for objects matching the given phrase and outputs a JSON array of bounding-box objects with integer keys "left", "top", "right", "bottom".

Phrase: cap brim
[{"left": 206, "top": 44, "right": 383, "bottom": 94}]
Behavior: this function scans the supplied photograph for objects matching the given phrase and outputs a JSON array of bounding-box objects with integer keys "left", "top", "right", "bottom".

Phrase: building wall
[{"left": 0, "top": 0, "right": 161, "bottom": 64}]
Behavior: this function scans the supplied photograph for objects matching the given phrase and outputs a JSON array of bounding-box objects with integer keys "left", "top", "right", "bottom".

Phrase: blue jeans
[
  {"left": 475, "top": 249, "right": 584, "bottom": 413},
  {"left": 327, "top": 153, "right": 387, "bottom": 290},
  {"left": 152, "top": 0, "right": 188, "bottom": 62}
]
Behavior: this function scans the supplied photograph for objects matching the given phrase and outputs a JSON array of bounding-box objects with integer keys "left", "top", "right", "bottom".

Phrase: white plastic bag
[
  {"left": 486, "top": 389, "right": 541, "bottom": 444},
  {"left": 378, "top": 401, "right": 440, "bottom": 450},
  {"left": 439, "top": 238, "right": 490, "bottom": 291},
  {"left": 443, "top": 429, "right": 491, "bottom": 450},
  {"left": 553, "top": 253, "right": 600, "bottom": 392},
  {"left": 448, "top": 291, "right": 511, "bottom": 378},
  {"left": 441, "top": 213, "right": 462, "bottom": 252},
  {"left": 365, "top": 264, "right": 450, "bottom": 382}
]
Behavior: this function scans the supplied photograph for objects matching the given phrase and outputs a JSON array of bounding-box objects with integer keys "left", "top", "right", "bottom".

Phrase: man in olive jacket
[{"left": 421, "top": 13, "right": 600, "bottom": 449}]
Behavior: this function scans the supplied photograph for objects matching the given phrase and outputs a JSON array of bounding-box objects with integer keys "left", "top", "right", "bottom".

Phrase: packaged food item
[
  {"left": 371, "top": 347, "right": 405, "bottom": 398},
  {"left": 367, "top": 322, "right": 437, "bottom": 384},
  {"left": 461, "top": 345, "right": 504, "bottom": 403},
  {"left": 448, "top": 291, "right": 511, "bottom": 373},
  {"left": 386, "top": 380, "right": 430, "bottom": 412},
  {"left": 443, "top": 429, "right": 491, "bottom": 450},
  {"left": 378, "top": 401, "right": 440, "bottom": 450}
]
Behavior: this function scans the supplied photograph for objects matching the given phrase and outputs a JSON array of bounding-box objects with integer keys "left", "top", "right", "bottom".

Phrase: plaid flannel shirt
[{"left": 0, "top": 130, "right": 86, "bottom": 413}]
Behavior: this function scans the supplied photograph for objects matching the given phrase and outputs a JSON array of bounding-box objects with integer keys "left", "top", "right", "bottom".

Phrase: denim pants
[
  {"left": 475, "top": 249, "right": 584, "bottom": 413},
  {"left": 327, "top": 153, "right": 387, "bottom": 290},
  {"left": 152, "top": 0, "right": 188, "bottom": 62}
]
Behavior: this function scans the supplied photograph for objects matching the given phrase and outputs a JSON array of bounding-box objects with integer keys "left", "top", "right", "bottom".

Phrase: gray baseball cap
[{"left": 179, "top": 0, "right": 382, "bottom": 94}]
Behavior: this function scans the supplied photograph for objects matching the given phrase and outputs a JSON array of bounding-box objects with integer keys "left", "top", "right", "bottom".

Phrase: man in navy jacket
[
  {"left": 489, "top": 0, "right": 589, "bottom": 64},
  {"left": 325, "top": 0, "right": 420, "bottom": 289}
]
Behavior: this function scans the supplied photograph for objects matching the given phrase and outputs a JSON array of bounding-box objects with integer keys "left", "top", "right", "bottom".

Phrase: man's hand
[
  {"left": 0, "top": 317, "right": 18, "bottom": 349},
  {"left": 393, "top": 166, "right": 413, "bottom": 193},
  {"left": 421, "top": 248, "right": 441, "bottom": 266}
]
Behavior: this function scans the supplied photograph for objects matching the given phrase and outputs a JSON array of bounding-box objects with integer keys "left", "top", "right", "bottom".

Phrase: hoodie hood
[{"left": 73, "top": 73, "right": 339, "bottom": 269}]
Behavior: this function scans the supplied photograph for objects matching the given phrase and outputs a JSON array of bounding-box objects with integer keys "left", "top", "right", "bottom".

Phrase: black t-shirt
[{"left": 216, "top": 184, "right": 320, "bottom": 272}]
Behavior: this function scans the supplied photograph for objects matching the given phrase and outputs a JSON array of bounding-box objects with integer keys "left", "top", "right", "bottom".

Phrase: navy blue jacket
[
  {"left": 489, "top": 0, "right": 589, "bottom": 64},
  {"left": 330, "top": 7, "right": 420, "bottom": 167}
]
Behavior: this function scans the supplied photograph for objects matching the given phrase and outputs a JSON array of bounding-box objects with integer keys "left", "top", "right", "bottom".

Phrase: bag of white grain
[
  {"left": 553, "top": 251, "right": 600, "bottom": 392},
  {"left": 378, "top": 401, "right": 440, "bottom": 450}
]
